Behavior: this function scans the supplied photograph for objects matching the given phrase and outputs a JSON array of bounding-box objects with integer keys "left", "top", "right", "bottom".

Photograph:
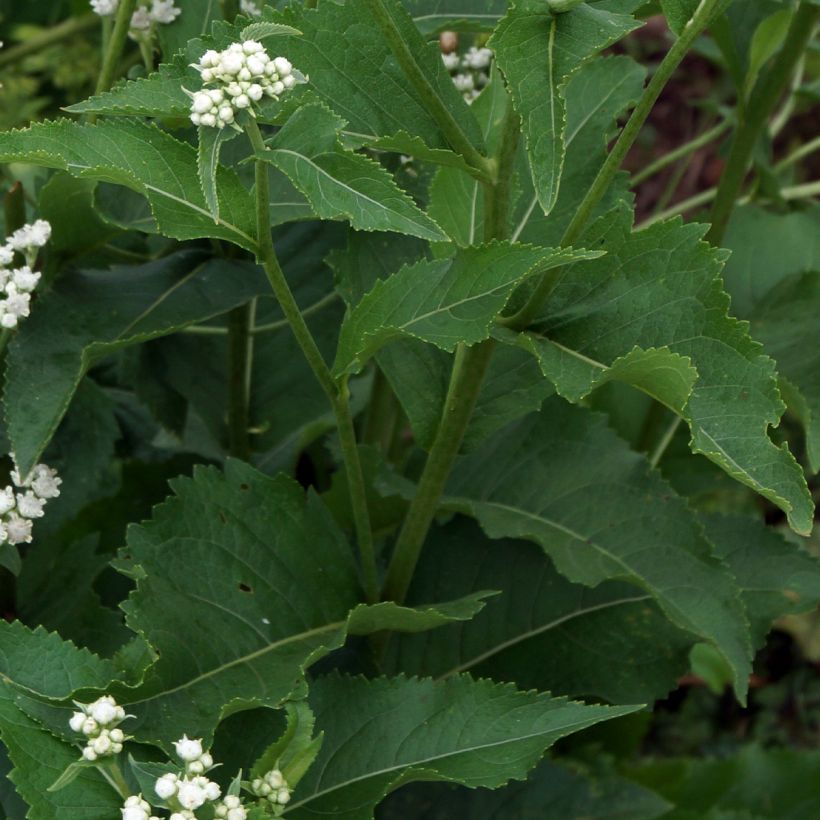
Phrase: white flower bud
[
  {"left": 282, "top": 74, "right": 296, "bottom": 90},
  {"left": 155, "top": 773, "right": 179, "bottom": 800},
  {"left": 81, "top": 717, "right": 99, "bottom": 736},
  {"left": 110, "top": 728, "right": 125, "bottom": 743},
  {"left": 270, "top": 81, "right": 285, "bottom": 96},
  {"left": 174, "top": 735, "right": 204, "bottom": 762},
  {"left": 200, "top": 68, "right": 215, "bottom": 83},
  {"left": 203, "top": 780, "right": 221, "bottom": 801},
  {"left": 247, "top": 84, "right": 263, "bottom": 101},
  {"left": 0, "top": 487, "right": 16, "bottom": 516},
  {"left": 176, "top": 779, "right": 206, "bottom": 810},
  {"left": 200, "top": 113, "right": 217, "bottom": 127},
  {"left": 243, "top": 40, "right": 264, "bottom": 54},
  {"left": 92, "top": 732, "right": 113, "bottom": 755},
  {"left": 246, "top": 56, "right": 265, "bottom": 76},
  {"left": 222, "top": 54, "right": 244, "bottom": 75},
  {"left": 192, "top": 92, "right": 213, "bottom": 114},
  {"left": 207, "top": 88, "right": 225, "bottom": 104},
  {"left": 237, "top": 67, "right": 252, "bottom": 82},
  {"left": 7, "top": 513, "right": 33, "bottom": 543},
  {"left": 12, "top": 266, "right": 40, "bottom": 293},
  {"left": 16, "top": 491, "right": 45, "bottom": 519},
  {"left": 199, "top": 752, "right": 213, "bottom": 769},
  {"left": 276, "top": 789, "right": 291, "bottom": 805},
  {"left": 200, "top": 50, "right": 219, "bottom": 68},
  {"left": 90, "top": 698, "right": 118, "bottom": 726},
  {"left": 0, "top": 245, "right": 14, "bottom": 266},
  {"left": 187, "top": 760, "right": 204, "bottom": 775},
  {"left": 234, "top": 94, "right": 251, "bottom": 109},
  {"left": 30, "top": 464, "right": 61, "bottom": 499},
  {"left": 273, "top": 57, "right": 292, "bottom": 77},
  {"left": 82, "top": 746, "right": 98, "bottom": 762},
  {"left": 69, "top": 711, "right": 86, "bottom": 732}
]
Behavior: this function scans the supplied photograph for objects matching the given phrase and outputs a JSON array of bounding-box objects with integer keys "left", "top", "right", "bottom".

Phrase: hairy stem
[
  {"left": 228, "top": 300, "right": 256, "bottom": 460},
  {"left": 706, "top": 1, "right": 820, "bottom": 246},
  {"left": 95, "top": 0, "right": 137, "bottom": 98},
  {"left": 510, "top": 0, "right": 725, "bottom": 329},
  {"left": 0, "top": 14, "right": 98, "bottom": 70},
  {"left": 362, "top": 368, "right": 400, "bottom": 454},
  {"left": 245, "top": 119, "right": 378, "bottom": 603},
  {"left": 360, "top": 0, "right": 494, "bottom": 181}
]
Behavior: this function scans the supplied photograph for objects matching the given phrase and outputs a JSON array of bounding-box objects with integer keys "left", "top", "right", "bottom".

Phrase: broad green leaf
[
  {"left": 198, "top": 125, "right": 240, "bottom": 221},
  {"left": 285, "top": 673, "right": 640, "bottom": 818},
  {"left": 0, "top": 621, "right": 116, "bottom": 702},
  {"left": 403, "top": 0, "right": 509, "bottom": 34},
  {"left": 113, "top": 462, "right": 489, "bottom": 746},
  {"left": 699, "top": 513, "right": 820, "bottom": 648},
  {"left": 441, "top": 398, "right": 754, "bottom": 700},
  {"left": 333, "top": 243, "right": 600, "bottom": 376},
  {"left": 5, "top": 251, "right": 268, "bottom": 475},
  {"left": 273, "top": 0, "right": 484, "bottom": 150},
  {"left": 250, "top": 701, "right": 319, "bottom": 782},
  {"left": 490, "top": 0, "right": 639, "bottom": 215},
  {"left": 380, "top": 757, "right": 672, "bottom": 820},
  {"left": 526, "top": 203, "right": 813, "bottom": 535},
  {"left": 257, "top": 104, "right": 447, "bottom": 241},
  {"left": 386, "top": 518, "right": 695, "bottom": 704},
  {"left": 0, "top": 685, "right": 121, "bottom": 820},
  {"left": 512, "top": 54, "right": 645, "bottom": 245},
  {"left": 0, "top": 119, "right": 257, "bottom": 251},
  {"left": 504, "top": 334, "right": 698, "bottom": 409}
]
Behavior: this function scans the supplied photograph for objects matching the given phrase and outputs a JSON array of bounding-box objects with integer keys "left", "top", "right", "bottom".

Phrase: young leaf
[
  {"left": 112, "top": 462, "right": 491, "bottom": 746},
  {"left": 250, "top": 701, "right": 320, "bottom": 785},
  {"left": 0, "top": 685, "right": 121, "bottom": 820},
  {"left": 441, "top": 398, "right": 754, "bottom": 701},
  {"left": 256, "top": 104, "right": 447, "bottom": 241},
  {"left": 0, "top": 119, "right": 257, "bottom": 251},
  {"left": 525, "top": 203, "right": 813, "bottom": 535},
  {"left": 333, "top": 243, "right": 601, "bottom": 376},
  {"left": 286, "top": 673, "right": 641, "bottom": 818},
  {"left": 4, "top": 252, "right": 269, "bottom": 476},
  {"left": 198, "top": 125, "right": 240, "bottom": 221},
  {"left": 490, "top": 0, "right": 640, "bottom": 215},
  {"left": 241, "top": 22, "right": 303, "bottom": 41}
]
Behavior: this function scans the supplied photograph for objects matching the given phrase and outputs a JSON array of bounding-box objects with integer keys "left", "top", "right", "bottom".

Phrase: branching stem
[{"left": 95, "top": 0, "right": 137, "bottom": 99}]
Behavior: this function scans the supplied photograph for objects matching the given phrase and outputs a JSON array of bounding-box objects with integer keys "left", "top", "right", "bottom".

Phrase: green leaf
[
  {"left": 490, "top": 0, "right": 639, "bottom": 215},
  {"left": 0, "top": 684, "right": 121, "bottom": 820},
  {"left": 286, "top": 673, "right": 641, "bottom": 818},
  {"left": 333, "top": 243, "right": 600, "bottom": 376},
  {"left": 273, "top": 0, "right": 484, "bottom": 150},
  {"left": 198, "top": 125, "right": 240, "bottom": 221},
  {"left": 745, "top": 8, "right": 793, "bottom": 95},
  {"left": 441, "top": 398, "right": 754, "bottom": 701},
  {"left": 157, "top": 0, "right": 223, "bottom": 57},
  {"left": 0, "top": 620, "right": 116, "bottom": 702},
  {"left": 0, "top": 119, "right": 257, "bottom": 251},
  {"left": 5, "top": 251, "right": 268, "bottom": 475},
  {"left": 112, "top": 462, "right": 492, "bottom": 746},
  {"left": 250, "top": 701, "right": 320, "bottom": 782},
  {"left": 385, "top": 518, "right": 695, "bottom": 705},
  {"left": 661, "top": 0, "right": 733, "bottom": 35},
  {"left": 257, "top": 104, "right": 447, "bottom": 241},
  {"left": 526, "top": 203, "right": 813, "bottom": 536},
  {"left": 403, "top": 0, "right": 509, "bottom": 34},
  {"left": 241, "top": 21, "right": 303, "bottom": 40}
]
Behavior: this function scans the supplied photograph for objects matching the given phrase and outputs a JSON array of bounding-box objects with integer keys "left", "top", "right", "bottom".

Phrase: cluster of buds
[
  {"left": 441, "top": 45, "right": 493, "bottom": 103},
  {"left": 251, "top": 768, "right": 291, "bottom": 810},
  {"left": 239, "top": 0, "right": 263, "bottom": 16},
  {"left": 173, "top": 735, "right": 214, "bottom": 775},
  {"left": 0, "top": 219, "right": 49, "bottom": 330},
  {"left": 0, "top": 457, "right": 61, "bottom": 546},
  {"left": 89, "top": 0, "right": 181, "bottom": 41},
  {"left": 122, "top": 795, "right": 161, "bottom": 820},
  {"left": 68, "top": 696, "right": 130, "bottom": 762},
  {"left": 214, "top": 796, "right": 248, "bottom": 820},
  {"left": 187, "top": 41, "right": 298, "bottom": 129}
]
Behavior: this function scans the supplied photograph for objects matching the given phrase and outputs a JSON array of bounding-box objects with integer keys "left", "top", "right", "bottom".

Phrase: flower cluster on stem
[
  {"left": 441, "top": 44, "right": 492, "bottom": 103},
  {"left": 89, "top": 0, "right": 181, "bottom": 41},
  {"left": 239, "top": 0, "right": 263, "bottom": 17},
  {"left": 251, "top": 768, "right": 292, "bottom": 811},
  {"left": 187, "top": 41, "right": 299, "bottom": 129},
  {"left": 0, "top": 219, "right": 49, "bottom": 329},
  {"left": 122, "top": 795, "right": 161, "bottom": 820},
  {"left": 0, "top": 456, "right": 61, "bottom": 546},
  {"left": 69, "top": 695, "right": 130, "bottom": 762}
]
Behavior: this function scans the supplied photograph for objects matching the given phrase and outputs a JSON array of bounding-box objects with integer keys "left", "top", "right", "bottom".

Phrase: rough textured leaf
[
  {"left": 403, "top": 0, "right": 509, "bottom": 34},
  {"left": 441, "top": 398, "right": 754, "bottom": 700},
  {"left": 285, "top": 673, "right": 640, "bottom": 818},
  {"left": 333, "top": 243, "right": 599, "bottom": 376},
  {"left": 4, "top": 251, "right": 268, "bottom": 475},
  {"left": 198, "top": 125, "right": 239, "bottom": 220},
  {"left": 258, "top": 104, "right": 446, "bottom": 241},
  {"left": 490, "top": 0, "right": 639, "bottom": 215},
  {"left": 527, "top": 203, "right": 813, "bottom": 535},
  {"left": 386, "top": 518, "right": 695, "bottom": 705},
  {"left": 0, "top": 119, "right": 257, "bottom": 251},
  {"left": 273, "top": 0, "right": 484, "bottom": 150},
  {"left": 0, "top": 685, "right": 121, "bottom": 820},
  {"left": 241, "top": 21, "right": 303, "bottom": 40},
  {"left": 113, "top": 462, "right": 488, "bottom": 746}
]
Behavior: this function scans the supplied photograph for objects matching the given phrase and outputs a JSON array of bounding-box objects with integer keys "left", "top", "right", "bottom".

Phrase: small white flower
[
  {"left": 150, "top": 0, "right": 181, "bottom": 25},
  {"left": 69, "top": 711, "right": 86, "bottom": 733},
  {"left": 0, "top": 285, "right": 31, "bottom": 328},
  {"left": 276, "top": 788, "right": 291, "bottom": 805},
  {"left": 273, "top": 56, "right": 292, "bottom": 77},
  {"left": 240, "top": 0, "right": 262, "bottom": 17},
  {"left": 11, "top": 266, "right": 41, "bottom": 293},
  {"left": 92, "top": 732, "right": 113, "bottom": 755},
  {"left": 266, "top": 770, "right": 284, "bottom": 789},
  {"left": 0, "top": 245, "right": 14, "bottom": 266},
  {"left": 8, "top": 220, "right": 51, "bottom": 251},
  {"left": 0, "top": 521, "right": 7, "bottom": 545},
  {"left": 122, "top": 795, "right": 152, "bottom": 820},
  {"left": 463, "top": 46, "right": 493, "bottom": 70},
  {"left": 174, "top": 735, "right": 204, "bottom": 762},
  {"left": 110, "top": 727, "right": 125, "bottom": 743},
  {"left": 452, "top": 73, "right": 475, "bottom": 93},
  {"left": 82, "top": 746, "right": 98, "bottom": 761},
  {"left": 442, "top": 52, "right": 460, "bottom": 72},
  {"left": 90, "top": 0, "right": 119, "bottom": 16},
  {"left": 176, "top": 778, "right": 207, "bottom": 810},
  {"left": 31, "top": 465, "right": 62, "bottom": 499},
  {"left": 0, "top": 486, "right": 15, "bottom": 516},
  {"left": 6, "top": 513, "right": 32, "bottom": 545},
  {"left": 16, "top": 491, "right": 45, "bottom": 519},
  {"left": 89, "top": 696, "right": 119, "bottom": 726},
  {"left": 154, "top": 772, "right": 178, "bottom": 800}
]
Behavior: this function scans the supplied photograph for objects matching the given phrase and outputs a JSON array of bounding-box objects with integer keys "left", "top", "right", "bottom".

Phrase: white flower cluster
[
  {"left": 89, "top": 0, "right": 181, "bottom": 40},
  {"left": 122, "top": 795, "right": 161, "bottom": 820},
  {"left": 69, "top": 695, "right": 130, "bottom": 762},
  {"left": 240, "top": 0, "right": 263, "bottom": 17},
  {"left": 0, "top": 457, "right": 61, "bottom": 546},
  {"left": 188, "top": 41, "right": 297, "bottom": 129},
  {"left": 442, "top": 46, "right": 493, "bottom": 103},
  {"left": 251, "top": 768, "right": 291, "bottom": 808},
  {"left": 0, "top": 220, "right": 49, "bottom": 330},
  {"left": 214, "top": 795, "right": 248, "bottom": 820}
]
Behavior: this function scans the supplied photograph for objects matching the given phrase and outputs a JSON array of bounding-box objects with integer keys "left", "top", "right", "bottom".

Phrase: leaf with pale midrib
[
  {"left": 402, "top": 0, "right": 509, "bottom": 35},
  {"left": 4, "top": 251, "right": 268, "bottom": 476},
  {"left": 441, "top": 397, "right": 754, "bottom": 701},
  {"left": 283, "top": 673, "right": 640, "bottom": 819}
]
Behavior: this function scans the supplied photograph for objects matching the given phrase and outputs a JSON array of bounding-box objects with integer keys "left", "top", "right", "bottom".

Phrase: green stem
[
  {"left": 509, "top": 0, "right": 725, "bottom": 329},
  {"left": 245, "top": 119, "right": 378, "bottom": 603},
  {"left": 360, "top": 0, "right": 494, "bottom": 181},
  {"left": 0, "top": 15, "right": 98, "bottom": 70},
  {"left": 382, "top": 341, "right": 495, "bottom": 603},
  {"left": 95, "top": 0, "right": 137, "bottom": 98},
  {"left": 631, "top": 119, "right": 731, "bottom": 187},
  {"left": 138, "top": 37, "right": 155, "bottom": 74},
  {"left": 775, "top": 134, "right": 820, "bottom": 173},
  {"left": 98, "top": 759, "right": 131, "bottom": 800},
  {"left": 706, "top": 0, "right": 820, "bottom": 246},
  {"left": 228, "top": 300, "right": 256, "bottom": 460},
  {"left": 362, "top": 368, "right": 400, "bottom": 454},
  {"left": 649, "top": 416, "right": 682, "bottom": 469}
]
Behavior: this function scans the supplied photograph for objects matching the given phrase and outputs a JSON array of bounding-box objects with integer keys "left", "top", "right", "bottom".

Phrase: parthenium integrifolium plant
[{"left": 1, "top": 0, "right": 819, "bottom": 817}]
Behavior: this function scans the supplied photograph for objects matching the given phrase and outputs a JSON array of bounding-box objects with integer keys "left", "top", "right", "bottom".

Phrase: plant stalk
[
  {"left": 509, "top": 0, "right": 725, "bottom": 329},
  {"left": 706, "top": 0, "right": 820, "bottom": 246},
  {"left": 360, "top": 0, "right": 494, "bottom": 181},
  {"left": 227, "top": 300, "right": 256, "bottom": 460},
  {"left": 0, "top": 15, "right": 99, "bottom": 70},
  {"left": 245, "top": 119, "right": 378, "bottom": 603},
  {"left": 95, "top": 0, "right": 137, "bottom": 98}
]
